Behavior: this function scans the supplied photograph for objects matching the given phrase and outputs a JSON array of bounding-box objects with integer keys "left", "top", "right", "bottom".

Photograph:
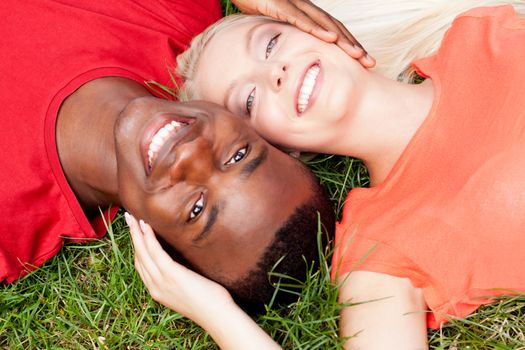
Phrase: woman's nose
[
  {"left": 168, "top": 138, "right": 214, "bottom": 184},
  {"left": 268, "top": 62, "right": 288, "bottom": 91}
]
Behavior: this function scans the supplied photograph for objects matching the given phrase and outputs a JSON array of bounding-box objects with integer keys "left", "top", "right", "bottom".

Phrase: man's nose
[
  {"left": 168, "top": 138, "right": 214, "bottom": 184},
  {"left": 267, "top": 62, "right": 288, "bottom": 91}
]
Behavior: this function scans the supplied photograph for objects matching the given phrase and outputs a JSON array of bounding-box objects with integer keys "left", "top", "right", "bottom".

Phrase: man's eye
[
  {"left": 189, "top": 193, "right": 204, "bottom": 220},
  {"left": 265, "top": 34, "right": 280, "bottom": 59},
  {"left": 246, "top": 88, "right": 256, "bottom": 115},
  {"left": 226, "top": 146, "right": 248, "bottom": 165}
]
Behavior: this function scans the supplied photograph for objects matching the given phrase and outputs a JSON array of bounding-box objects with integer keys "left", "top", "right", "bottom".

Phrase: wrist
[{"left": 200, "top": 301, "right": 280, "bottom": 350}]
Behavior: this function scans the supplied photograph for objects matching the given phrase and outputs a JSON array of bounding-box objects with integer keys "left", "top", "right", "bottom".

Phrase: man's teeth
[
  {"left": 298, "top": 65, "right": 320, "bottom": 114},
  {"left": 147, "top": 121, "right": 184, "bottom": 170}
]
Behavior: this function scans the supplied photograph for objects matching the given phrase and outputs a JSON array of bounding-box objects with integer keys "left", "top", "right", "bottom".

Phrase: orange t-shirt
[{"left": 332, "top": 5, "right": 525, "bottom": 328}]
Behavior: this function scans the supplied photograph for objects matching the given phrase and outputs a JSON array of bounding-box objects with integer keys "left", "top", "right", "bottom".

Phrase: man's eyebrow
[
  {"left": 241, "top": 146, "right": 268, "bottom": 177},
  {"left": 193, "top": 204, "right": 219, "bottom": 243}
]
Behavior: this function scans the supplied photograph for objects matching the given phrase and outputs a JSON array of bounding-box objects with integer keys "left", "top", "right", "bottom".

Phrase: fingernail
[
  {"left": 124, "top": 212, "right": 131, "bottom": 225},
  {"left": 139, "top": 219, "right": 146, "bottom": 231}
]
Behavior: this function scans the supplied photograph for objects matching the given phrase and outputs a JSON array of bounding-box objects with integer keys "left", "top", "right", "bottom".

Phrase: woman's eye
[
  {"left": 189, "top": 193, "right": 204, "bottom": 220},
  {"left": 265, "top": 34, "right": 280, "bottom": 59},
  {"left": 226, "top": 146, "right": 248, "bottom": 165},
  {"left": 246, "top": 88, "right": 256, "bottom": 115}
]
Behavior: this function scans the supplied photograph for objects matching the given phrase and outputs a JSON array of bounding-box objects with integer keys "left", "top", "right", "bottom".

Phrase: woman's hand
[
  {"left": 231, "top": 0, "right": 375, "bottom": 68},
  {"left": 126, "top": 212, "right": 282, "bottom": 350},
  {"left": 125, "top": 212, "right": 233, "bottom": 325}
]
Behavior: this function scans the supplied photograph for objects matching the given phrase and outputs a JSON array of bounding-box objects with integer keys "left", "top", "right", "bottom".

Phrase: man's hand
[
  {"left": 231, "top": 0, "right": 375, "bottom": 68},
  {"left": 125, "top": 212, "right": 233, "bottom": 326}
]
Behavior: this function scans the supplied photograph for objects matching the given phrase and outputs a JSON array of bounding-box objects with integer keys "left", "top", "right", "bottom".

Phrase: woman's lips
[{"left": 295, "top": 61, "right": 322, "bottom": 116}]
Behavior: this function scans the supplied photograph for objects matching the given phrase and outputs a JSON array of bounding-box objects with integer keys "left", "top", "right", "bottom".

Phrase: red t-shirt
[
  {"left": 0, "top": 0, "right": 221, "bottom": 283},
  {"left": 332, "top": 5, "right": 525, "bottom": 328}
]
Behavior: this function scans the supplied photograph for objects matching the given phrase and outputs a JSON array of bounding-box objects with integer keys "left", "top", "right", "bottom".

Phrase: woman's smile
[{"left": 295, "top": 60, "right": 322, "bottom": 115}]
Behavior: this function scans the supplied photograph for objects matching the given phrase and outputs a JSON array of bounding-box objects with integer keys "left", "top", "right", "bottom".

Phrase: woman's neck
[{"left": 338, "top": 74, "right": 435, "bottom": 186}]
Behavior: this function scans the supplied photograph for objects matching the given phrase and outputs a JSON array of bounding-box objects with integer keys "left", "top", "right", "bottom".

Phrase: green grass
[
  {"left": 3, "top": 155, "right": 525, "bottom": 349},
  {"left": 3, "top": 1, "right": 525, "bottom": 349}
]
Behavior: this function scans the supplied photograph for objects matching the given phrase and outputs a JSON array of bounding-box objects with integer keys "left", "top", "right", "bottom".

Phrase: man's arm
[
  {"left": 231, "top": 0, "right": 375, "bottom": 67},
  {"left": 338, "top": 271, "right": 429, "bottom": 350}
]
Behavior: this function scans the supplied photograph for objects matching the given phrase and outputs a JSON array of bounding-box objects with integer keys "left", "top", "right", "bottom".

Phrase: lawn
[{"left": 2, "top": 1, "right": 525, "bottom": 349}]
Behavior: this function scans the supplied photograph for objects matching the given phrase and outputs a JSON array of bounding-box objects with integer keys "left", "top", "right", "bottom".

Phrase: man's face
[{"left": 114, "top": 98, "right": 313, "bottom": 283}]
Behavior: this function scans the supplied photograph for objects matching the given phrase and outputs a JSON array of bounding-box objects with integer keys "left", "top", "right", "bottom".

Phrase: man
[
  {"left": 0, "top": 0, "right": 337, "bottom": 304},
  {"left": 0, "top": 0, "right": 222, "bottom": 283},
  {"left": 60, "top": 81, "right": 334, "bottom": 305}
]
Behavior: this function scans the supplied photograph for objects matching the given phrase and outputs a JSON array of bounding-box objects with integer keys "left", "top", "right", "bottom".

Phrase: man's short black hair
[
  {"left": 226, "top": 173, "right": 335, "bottom": 312},
  {"left": 158, "top": 169, "right": 335, "bottom": 312}
]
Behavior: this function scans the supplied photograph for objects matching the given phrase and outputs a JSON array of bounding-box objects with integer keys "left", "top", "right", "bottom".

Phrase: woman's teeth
[
  {"left": 297, "top": 64, "right": 320, "bottom": 114},
  {"left": 147, "top": 120, "right": 185, "bottom": 170}
]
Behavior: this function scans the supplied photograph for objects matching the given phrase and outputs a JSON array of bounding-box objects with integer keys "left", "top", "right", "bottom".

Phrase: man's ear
[
  {"left": 287, "top": 150, "right": 301, "bottom": 158},
  {"left": 280, "top": 148, "right": 318, "bottom": 162}
]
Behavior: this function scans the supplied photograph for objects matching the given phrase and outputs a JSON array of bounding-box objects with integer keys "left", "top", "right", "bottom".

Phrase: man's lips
[
  {"left": 141, "top": 115, "right": 195, "bottom": 175},
  {"left": 295, "top": 60, "right": 322, "bottom": 116}
]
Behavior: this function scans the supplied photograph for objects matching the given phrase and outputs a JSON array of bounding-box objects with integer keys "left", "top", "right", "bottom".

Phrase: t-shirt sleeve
[
  {"left": 335, "top": 5, "right": 525, "bottom": 329},
  {"left": 414, "top": 4, "right": 525, "bottom": 78}
]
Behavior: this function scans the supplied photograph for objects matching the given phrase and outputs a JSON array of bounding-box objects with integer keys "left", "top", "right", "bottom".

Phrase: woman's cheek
[{"left": 267, "top": 114, "right": 291, "bottom": 145}]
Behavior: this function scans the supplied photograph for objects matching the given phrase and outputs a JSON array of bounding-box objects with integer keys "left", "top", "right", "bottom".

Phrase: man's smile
[{"left": 141, "top": 114, "right": 195, "bottom": 175}]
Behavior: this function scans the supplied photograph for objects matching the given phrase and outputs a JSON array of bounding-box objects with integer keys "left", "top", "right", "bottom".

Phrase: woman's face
[{"left": 193, "top": 17, "right": 365, "bottom": 151}]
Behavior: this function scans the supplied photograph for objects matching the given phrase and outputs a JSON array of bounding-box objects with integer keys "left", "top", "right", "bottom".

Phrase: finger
[
  {"left": 268, "top": 1, "right": 337, "bottom": 42},
  {"left": 230, "top": 0, "right": 257, "bottom": 14},
  {"left": 331, "top": 22, "right": 375, "bottom": 68},
  {"left": 126, "top": 212, "right": 145, "bottom": 258},
  {"left": 139, "top": 220, "right": 188, "bottom": 276},
  {"left": 332, "top": 19, "right": 366, "bottom": 55},
  {"left": 293, "top": 0, "right": 375, "bottom": 64},
  {"left": 125, "top": 213, "right": 163, "bottom": 279},
  {"left": 125, "top": 213, "right": 152, "bottom": 285},
  {"left": 358, "top": 52, "right": 376, "bottom": 68},
  {"left": 291, "top": 0, "right": 360, "bottom": 45},
  {"left": 299, "top": 4, "right": 360, "bottom": 50},
  {"left": 331, "top": 19, "right": 376, "bottom": 67},
  {"left": 134, "top": 254, "right": 154, "bottom": 288}
]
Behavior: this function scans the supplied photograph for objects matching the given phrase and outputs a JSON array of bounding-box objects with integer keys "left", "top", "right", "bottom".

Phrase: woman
[{"left": 127, "top": 2, "right": 525, "bottom": 349}]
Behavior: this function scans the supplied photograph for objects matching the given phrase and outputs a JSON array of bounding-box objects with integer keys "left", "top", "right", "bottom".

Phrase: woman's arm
[
  {"left": 338, "top": 271, "right": 428, "bottom": 350},
  {"left": 125, "top": 212, "right": 281, "bottom": 350}
]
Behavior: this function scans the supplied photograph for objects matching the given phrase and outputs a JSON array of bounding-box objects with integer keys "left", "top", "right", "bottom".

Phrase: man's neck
[{"left": 56, "top": 77, "right": 150, "bottom": 216}]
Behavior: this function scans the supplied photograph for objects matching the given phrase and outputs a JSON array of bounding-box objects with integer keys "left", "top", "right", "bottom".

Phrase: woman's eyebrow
[
  {"left": 223, "top": 78, "right": 238, "bottom": 108},
  {"left": 246, "top": 21, "right": 267, "bottom": 53},
  {"left": 222, "top": 22, "right": 269, "bottom": 110}
]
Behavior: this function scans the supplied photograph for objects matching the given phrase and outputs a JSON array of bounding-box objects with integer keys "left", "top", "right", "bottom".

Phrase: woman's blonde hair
[
  {"left": 312, "top": 0, "right": 525, "bottom": 81},
  {"left": 177, "top": 14, "right": 265, "bottom": 100},
  {"left": 177, "top": 0, "right": 525, "bottom": 98}
]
